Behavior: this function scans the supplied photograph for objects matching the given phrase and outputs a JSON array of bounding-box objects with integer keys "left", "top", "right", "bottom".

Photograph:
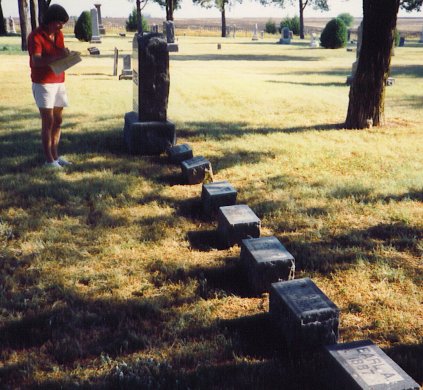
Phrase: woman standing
[{"left": 28, "top": 4, "right": 72, "bottom": 169}]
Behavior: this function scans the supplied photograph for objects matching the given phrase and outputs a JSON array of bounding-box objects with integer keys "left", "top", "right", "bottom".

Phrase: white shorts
[{"left": 32, "top": 82, "right": 69, "bottom": 109}]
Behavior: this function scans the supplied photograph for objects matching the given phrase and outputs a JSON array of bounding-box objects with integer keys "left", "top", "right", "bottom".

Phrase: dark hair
[{"left": 43, "top": 4, "right": 69, "bottom": 25}]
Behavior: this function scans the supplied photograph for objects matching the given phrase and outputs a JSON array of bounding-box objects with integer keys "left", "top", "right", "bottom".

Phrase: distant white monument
[{"left": 252, "top": 24, "right": 258, "bottom": 41}]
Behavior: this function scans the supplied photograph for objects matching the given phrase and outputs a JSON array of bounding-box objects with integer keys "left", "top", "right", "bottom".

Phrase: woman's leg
[
  {"left": 51, "top": 107, "right": 63, "bottom": 161},
  {"left": 39, "top": 108, "right": 55, "bottom": 162}
]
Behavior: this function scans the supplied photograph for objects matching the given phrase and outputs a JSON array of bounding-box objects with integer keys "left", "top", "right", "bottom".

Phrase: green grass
[{"left": 0, "top": 34, "right": 422, "bottom": 388}]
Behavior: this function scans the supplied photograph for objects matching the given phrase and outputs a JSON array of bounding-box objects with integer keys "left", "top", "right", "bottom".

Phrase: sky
[{"left": 3, "top": 0, "right": 422, "bottom": 19}]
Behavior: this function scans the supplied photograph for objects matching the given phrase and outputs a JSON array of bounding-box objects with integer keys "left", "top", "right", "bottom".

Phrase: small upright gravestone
[
  {"left": 325, "top": 340, "right": 420, "bottom": 390},
  {"left": 119, "top": 55, "right": 133, "bottom": 80},
  {"left": 232, "top": 25, "right": 236, "bottom": 38},
  {"left": 123, "top": 33, "right": 176, "bottom": 155},
  {"left": 217, "top": 205, "right": 260, "bottom": 247},
  {"left": 270, "top": 278, "right": 339, "bottom": 350},
  {"left": 201, "top": 180, "right": 237, "bottom": 217},
  {"left": 113, "top": 47, "right": 118, "bottom": 76},
  {"left": 163, "top": 21, "right": 179, "bottom": 52},
  {"left": 241, "top": 236, "right": 295, "bottom": 294},
  {"left": 7, "top": 17, "right": 17, "bottom": 34},
  {"left": 90, "top": 8, "right": 102, "bottom": 44},
  {"left": 279, "top": 27, "right": 291, "bottom": 44},
  {"left": 310, "top": 32, "right": 319, "bottom": 48}
]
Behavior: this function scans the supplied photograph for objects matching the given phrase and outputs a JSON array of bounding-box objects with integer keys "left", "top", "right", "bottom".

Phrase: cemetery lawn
[{"left": 0, "top": 34, "right": 422, "bottom": 388}]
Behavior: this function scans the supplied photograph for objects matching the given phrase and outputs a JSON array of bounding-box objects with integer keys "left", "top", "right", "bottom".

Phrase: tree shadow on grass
[
  {"left": 177, "top": 121, "right": 344, "bottom": 141},
  {"left": 172, "top": 53, "right": 322, "bottom": 62},
  {"left": 391, "top": 64, "right": 423, "bottom": 78},
  {"left": 267, "top": 79, "right": 346, "bottom": 87}
]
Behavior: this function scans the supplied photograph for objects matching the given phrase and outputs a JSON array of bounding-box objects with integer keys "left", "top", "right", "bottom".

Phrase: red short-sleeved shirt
[{"left": 28, "top": 26, "right": 65, "bottom": 83}]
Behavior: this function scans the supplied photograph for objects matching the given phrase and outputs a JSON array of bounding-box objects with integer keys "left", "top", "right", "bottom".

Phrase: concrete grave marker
[
  {"left": 87, "top": 47, "right": 100, "bottom": 55},
  {"left": 90, "top": 8, "right": 102, "bottom": 43},
  {"left": 123, "top": 33, "right": 176, "bottom": 155},
  {"left": 94, "top": 4, "right": 106, "bottom": 34},
  {"left": 325, "top": 340, "right": 420, "bottom": 390},
  {"left": 279, "top": 27, "right": 291, "bottom": 44},
  {"left": 217, "top": 205, "right": 260, "bottom": 247},
  {"left": 270, "top": 278, "right": 339, "bottom": 349},
  {"left": 310, "top": 32, "right": 319, "bottom": 47},
  {"left": 119, "top": 55, "right": 133, "bottom": 80},
  {"left": 201, "top": 180, "right": 237, "bottom": 217},
  {"left": 167, "top": 143, "right": 193, "bottom": 164},
  {"left": 252, "top": 24, "right": 259, "bottom": 40},
  {"left": 181, "top": 156, "right": 212, "bottom": 184},
  {"left": 163, "top": 21, "right": 179, "bottom": 52},
  {"left": 241, "top": 236, "right": 295, "bottom": 294}
]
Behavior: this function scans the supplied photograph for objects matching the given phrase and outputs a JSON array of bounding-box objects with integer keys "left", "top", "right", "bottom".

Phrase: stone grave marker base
[
  {"left": 124, "top": 111, "right": 176, "bottom": 155},
  {"left": 241, "top": 236, "right": 295, "bottom": 294},
  {"left": 270, "top": 278, "right": 339, "bottom": 350},
  {"left": 167, "top": 43, "right": 179, "bottom": 52},
  {"left": 181, "top": 156, "right": 212, "bottom": 184},
  {"left": 167, "top": 143, "right": 193, "bottom": 164},
  {"left": 217, "top": 204, "right": 260, "bottom": 247},
  {"left": 202, "top": 181, "right": 237, "bottom": 218}
]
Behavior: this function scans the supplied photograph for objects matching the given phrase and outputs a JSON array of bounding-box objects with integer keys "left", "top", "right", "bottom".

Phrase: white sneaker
[
  {"left": 44, "top": 160, "right": 63, "bottom": 169},
  {"left": 56, "top": 156, "right": 72, "bottom": 166}
]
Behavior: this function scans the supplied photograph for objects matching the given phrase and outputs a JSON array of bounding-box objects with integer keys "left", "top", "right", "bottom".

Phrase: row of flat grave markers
[{"left": 167, "top": 143, "right": 420, "bottom": 389}]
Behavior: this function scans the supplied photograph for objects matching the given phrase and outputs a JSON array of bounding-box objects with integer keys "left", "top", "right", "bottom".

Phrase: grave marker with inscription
[
  {"left": 163, "top": 21, "right": 179, "bottom": 52},
  {"left": 94, "top": 3, "right": 106, "bottom": 34},
  {"left": 279, "top": 27, "right": 291, "bottom": 44},
  {"left": 217, "top": 205, "right": 260, "bottom": 247},
  {"left": 201, "top": 181, "right": 237, "bottom": 217},
  {"left": 167, "top": 143, "right": 193, "bottom": 164},
  {"left": 119, "top": 54, "right": 133, "bottom": 80},
  {"left": 270, "top": 278, "right": 339, "bottom": 349},
  {"left": 181, "top": 156, "right": 212, "bottom": 184},
  {"left": 325, "top": 340, "right": 420, "bottom": 390},
  {"left": 241, "top": 236, "right": 295, "bottom": 293}
]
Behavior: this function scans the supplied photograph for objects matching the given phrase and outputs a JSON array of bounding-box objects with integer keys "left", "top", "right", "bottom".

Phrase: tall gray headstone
[
  {"left": 94, "top": 4, "right": 106, "bottom": 34},
  {"left": 325, "top": 340, "right": 420, "bottom": 390},
  {"left": 279, "top": 27, "right": 291, "bottom": 44},
  {"left": 123, "top": 33, "right": 175, "bottom": 155},
  {"left": 90, "top": 8, "right": 102, "bottom": 43},
  {"left": 163, "top": 21, "right": 178, "bottom": 52},
  {"left": 270, "top": 278, "right": 339, "bottom": 349}
]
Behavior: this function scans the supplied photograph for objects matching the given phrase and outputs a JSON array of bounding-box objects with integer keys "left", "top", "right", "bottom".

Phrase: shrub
[
  {"left": 320, "top": 18, "right": 347, "bottom": 49},
  {"left": 280, "top": 16, "right": 300, "bottom": 35},
  {"left": 126, "top": 8, "right": 149, "bottom": 32},
  {"left": 337, "top": 12, "right": 354, "bottom": 28},
  {"left": 74, "top": 11, "right": 92, "bottom": 42},
  {"left": 265, "top": 20, "right": 277, "bottom": 34}
]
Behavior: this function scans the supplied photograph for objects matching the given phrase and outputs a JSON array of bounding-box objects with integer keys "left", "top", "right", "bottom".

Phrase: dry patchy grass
[{"left": 0, "top": 34, "right": 422, "bottom": 388}]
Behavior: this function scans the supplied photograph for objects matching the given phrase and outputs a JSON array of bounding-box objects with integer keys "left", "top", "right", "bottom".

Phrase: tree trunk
[
  {"left": 345, "top": 0, "right": 400, "bottom": 129},
  {"left": 37, "top": 0, "right": 50, "bottom": 25},
  {"left": 30, "top": 0, "right": 38, "bottom": 31},
  {"left": 166, "top": 0, "right": 174, "bottom": 21},
  {"left": 299, "top": 0, "right": 304, "bottom": 39},
  {"left": 18, "top": 0, "right": 30, "bottom": 51},
  {"left": 0, "top": 0, "right": 7, "bottom": 36},
  {"left": 221, "top": 7, "right": 226, "bottom": 37}
]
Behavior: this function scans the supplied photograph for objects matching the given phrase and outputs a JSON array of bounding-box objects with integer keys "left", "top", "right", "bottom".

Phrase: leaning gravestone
[
  {"left": 279, "top": 27, "right": 291, "bottom": 44},
  {"left": 119, "top": 55, "right": 133, "bottom": 80},
  {"left": 163, "top": 21, "right": 179, "bottom": 52},
  {"left": 123, "top": 33, "right": 176, "bottom": 155},
  {"left": 201, "top": 180, "right": 237, "bottom": 218},
  {"left": 217, "top": 205, "right": 260, "bottom": 247},
  {"left": 270, "top": 278, "right": 339, "bottom": 350},
  {"left": 325, "top": 340, "right": 420, "bottom": 390},
  {"left": 90, "top": 8, "right": 102, "bottom": 43},
  {"left": 241, "top": 236, "right": 295, "bottom": 294}
]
